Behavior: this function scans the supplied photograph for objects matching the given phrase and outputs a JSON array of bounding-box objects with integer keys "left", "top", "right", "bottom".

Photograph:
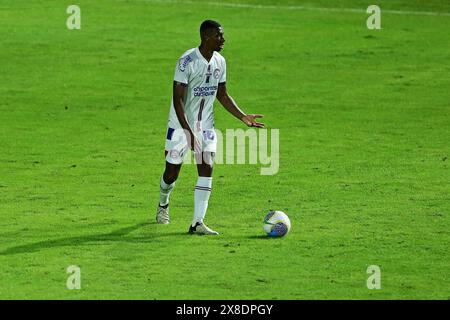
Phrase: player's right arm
[{"left": 172, "top": 81, "right": 199, "bottom": 152}]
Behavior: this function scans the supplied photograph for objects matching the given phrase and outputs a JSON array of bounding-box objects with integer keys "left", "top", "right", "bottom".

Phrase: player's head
[{"left": 200, "top": 20, "right": 225, "bottom": 52}]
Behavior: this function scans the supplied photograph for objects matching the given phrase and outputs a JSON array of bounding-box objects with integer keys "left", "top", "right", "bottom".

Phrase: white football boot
[
  {"left": 189, "top": 222, "right": 219, "bottom": 235},
  {"left": 156, "top": 205, "right": 170, "bottom": 224}
]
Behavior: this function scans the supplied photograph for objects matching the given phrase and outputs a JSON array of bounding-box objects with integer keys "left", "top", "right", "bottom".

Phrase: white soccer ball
[{"left": 263, "top": 210, "right": 291, "bottom": 237}]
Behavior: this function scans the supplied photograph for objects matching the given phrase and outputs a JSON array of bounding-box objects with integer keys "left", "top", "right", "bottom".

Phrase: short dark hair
[{"left": 200, "top": 20, "right": 221, "bottom": 34}]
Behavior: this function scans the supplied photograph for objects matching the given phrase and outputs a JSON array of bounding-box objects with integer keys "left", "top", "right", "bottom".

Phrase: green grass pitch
[{"left": 0, "top": 0, "right": 449, "bottom": 299}]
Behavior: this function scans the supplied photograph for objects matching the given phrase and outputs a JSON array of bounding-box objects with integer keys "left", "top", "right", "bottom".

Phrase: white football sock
[
  {"left": 192, "top": 176, "right": 212, "bottom": 227},
  {"left": 159, "top": 176, "right": 175, "bottom": 207}
]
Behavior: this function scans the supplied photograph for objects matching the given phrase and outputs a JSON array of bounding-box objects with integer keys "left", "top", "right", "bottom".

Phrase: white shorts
[{"left": 165, "top": 127, "right": 217, "bottom": 164}]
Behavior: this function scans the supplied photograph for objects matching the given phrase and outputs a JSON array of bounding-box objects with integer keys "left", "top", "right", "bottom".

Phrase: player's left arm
[{"left": 216, "top": 82, "right": 264, "bottom": 128}]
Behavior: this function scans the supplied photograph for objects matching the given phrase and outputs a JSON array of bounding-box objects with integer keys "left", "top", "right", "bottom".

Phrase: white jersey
[{"left": 168, "top": 47, "right": 226, "bottom": 131}]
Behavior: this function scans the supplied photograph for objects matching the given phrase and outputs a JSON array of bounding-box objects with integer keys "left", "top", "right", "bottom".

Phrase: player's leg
[
  {"left": 157, "top": 154, "right": 182, "bottom": 224},
  {"left": 157, "top": 128, "right": 187, "bottom": 224},
  {"left": 196, "top": 151, "right": 214, "bottom": 176},
  {"left": 159, "top": 153, "right": 182, "bottom": 207},
  {"left": 189, "top": 128, "right": 219, "bottom": 235}
]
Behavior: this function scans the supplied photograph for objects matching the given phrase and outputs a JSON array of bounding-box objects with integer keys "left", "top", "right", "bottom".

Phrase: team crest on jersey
[
  {"left": 213, "top": 68, "right": 221, "bottom": 79},
  {"left": 178, "top": 55, "right": 192, "bottom": 72}
]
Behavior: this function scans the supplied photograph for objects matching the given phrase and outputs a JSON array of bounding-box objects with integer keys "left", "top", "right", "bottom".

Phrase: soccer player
[{"left": 156, "top": 20, "right": 264, "bottom": 235}]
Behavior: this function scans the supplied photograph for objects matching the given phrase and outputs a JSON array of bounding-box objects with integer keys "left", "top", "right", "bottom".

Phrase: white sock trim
[
  {"left": 192, "top": 177, "right": 212, "bottom": 226},
  {"left": 160, "top": 176, "right": 175, "bottom": 206}
]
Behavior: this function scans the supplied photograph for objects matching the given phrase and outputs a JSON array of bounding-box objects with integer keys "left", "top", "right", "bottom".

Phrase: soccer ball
[{"left": 263, "top": 210, "right": 291, "bottom": 237}]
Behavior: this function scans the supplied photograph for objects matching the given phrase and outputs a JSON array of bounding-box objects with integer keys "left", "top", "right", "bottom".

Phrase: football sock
[
  {"left": 192, "top": 176, "right": 212, "bottom": 227},
  {"left": 159, "top": 175, "right": 175, "bottom": 207}
]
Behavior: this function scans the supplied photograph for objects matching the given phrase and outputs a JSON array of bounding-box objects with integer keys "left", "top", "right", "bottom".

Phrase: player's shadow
[{"left": 0, "top": 222, "right": 187, "bottom": 256}]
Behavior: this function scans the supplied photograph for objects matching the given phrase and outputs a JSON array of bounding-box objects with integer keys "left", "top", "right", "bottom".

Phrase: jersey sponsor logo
[
  {"left": 193, "top": 85, "right": 218, "bottom": 97},
  {"left": 213, "top": 68, "right": 221, "bottom": 79},
  {"left": 178, "top": 55, "right": 193, "bottom": 72}
]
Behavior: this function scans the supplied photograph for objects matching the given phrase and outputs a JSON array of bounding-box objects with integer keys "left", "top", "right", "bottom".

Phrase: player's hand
[{"left": 241, "top": 114, "right": 264, "bottom": 128}]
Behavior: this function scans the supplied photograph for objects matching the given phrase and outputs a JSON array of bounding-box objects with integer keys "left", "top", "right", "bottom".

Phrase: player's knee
[
  {"left": 164, "top": 166, "right": 181, "bottom": 184},
  {"left": 163, "top": 172, "right": 178, "bottom": 184},
  {"left": 197, "top": 161, "right": 213, "bottom": 176}
]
